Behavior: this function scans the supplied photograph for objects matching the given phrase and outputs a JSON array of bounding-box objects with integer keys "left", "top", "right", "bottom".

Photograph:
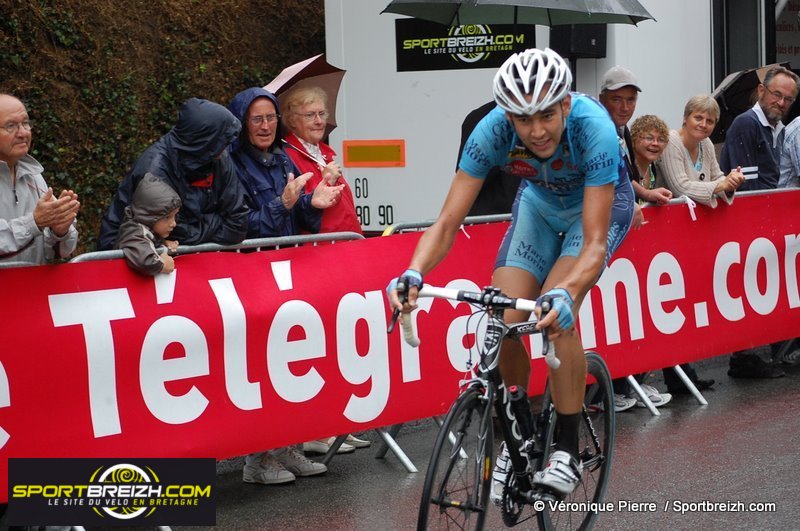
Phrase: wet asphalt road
[{"left": 178, "top": 355, "right": 800, "bottom": 530}]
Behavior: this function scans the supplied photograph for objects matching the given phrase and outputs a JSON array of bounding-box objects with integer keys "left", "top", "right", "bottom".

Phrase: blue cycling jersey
[
  {"left": 458, "top": 93, "right": 634, "bottom": 284},
  {"left": 458, "top": 93, "right": 628, "bottom": 208}
]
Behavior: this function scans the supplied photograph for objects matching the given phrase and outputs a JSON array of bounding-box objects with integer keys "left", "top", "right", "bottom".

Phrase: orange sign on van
[{"left": 342, "top": 139, "right": 405, "bottom": 167}]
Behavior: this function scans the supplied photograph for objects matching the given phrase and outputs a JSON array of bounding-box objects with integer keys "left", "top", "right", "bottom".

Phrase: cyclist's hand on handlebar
[
  {"left": 535, "top": 287, "right": 575, "bottom": 339},
  {"left": 386, "top": 269, "right": 424, "bottom": 312}
]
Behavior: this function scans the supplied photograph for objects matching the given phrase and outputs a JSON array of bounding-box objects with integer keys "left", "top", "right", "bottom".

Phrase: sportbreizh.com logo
[{"left": 9, "top": 458, "right": 215, "bottom": 526}]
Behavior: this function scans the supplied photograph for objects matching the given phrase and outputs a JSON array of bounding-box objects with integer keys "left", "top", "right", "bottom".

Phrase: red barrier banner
[{"left": 0, "top": 190, "right": 798, "bottom": 501}]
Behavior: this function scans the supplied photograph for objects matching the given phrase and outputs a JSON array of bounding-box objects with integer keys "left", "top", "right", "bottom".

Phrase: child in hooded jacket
[{"left": 115, "top": 172, "right": 182, "bottom": 275}]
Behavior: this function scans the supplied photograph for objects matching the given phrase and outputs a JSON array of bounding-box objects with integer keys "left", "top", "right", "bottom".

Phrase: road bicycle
[{"left": 389, "top": 285, "right": 615, "bottom": 530}]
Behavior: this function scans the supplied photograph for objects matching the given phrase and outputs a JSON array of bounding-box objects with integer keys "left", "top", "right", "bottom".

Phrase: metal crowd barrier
[
  {"left": 0, "top": 260, "right": 38, "bottom": 269},
  {"left": 382, "top": 213, "right": 511, "bottom": 236},
  {"left": 69, "top": 232, "right": 365, "bottom": 263}
]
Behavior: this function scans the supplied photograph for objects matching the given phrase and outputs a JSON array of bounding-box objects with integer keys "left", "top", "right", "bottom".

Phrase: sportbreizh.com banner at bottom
[{"left": 8, "top": 458, "right": 216, "bottom": 526}]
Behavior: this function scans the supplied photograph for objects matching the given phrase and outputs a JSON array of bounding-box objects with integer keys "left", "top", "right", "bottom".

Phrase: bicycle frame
[
  {"left": 401, "top": 285, "right": 616, "bottom": 530},
  {"left": 405, "top": 287, "right": 552, "bottom": 502},
  {"left": 476, "top": 314, "right": 541, "bottom": 496}
]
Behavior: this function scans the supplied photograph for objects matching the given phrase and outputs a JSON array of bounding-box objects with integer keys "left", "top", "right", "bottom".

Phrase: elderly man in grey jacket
[{"left": 0, "top": 93, "right": 79, "bottom": 265}]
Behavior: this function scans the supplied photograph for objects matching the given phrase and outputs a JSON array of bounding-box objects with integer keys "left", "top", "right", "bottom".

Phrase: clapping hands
[{"left": 34, "top": 188, "right": 80, "bottom": 236}]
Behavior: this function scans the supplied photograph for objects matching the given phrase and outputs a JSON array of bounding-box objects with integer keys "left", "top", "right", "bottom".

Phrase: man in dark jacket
[
  {"left": 227, "top": 87, "right": 346, "bottom": 486},
  {"left": 227, "top": 87, "right": 342, "bottom": 238},
  {"left": 720, "top": 66, "right": 800, "bottom": 191},
  {"left": 97, "top": 98, "right": 249, "bottom": 250}
]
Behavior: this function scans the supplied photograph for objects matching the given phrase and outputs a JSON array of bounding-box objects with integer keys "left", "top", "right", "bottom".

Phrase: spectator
[
  {"left": 720, "top": 65, "right": 800, "bottom": 191},
  {"left": 231, "top": 88, "right": 371, "bottom": 454},
  {"left": 598, "top": 65, "right": 661, "bottom": 228},
  {"left": 228, "top": 87, "right": 341, "bottom": 238},
  {"left": 598, "top": 68, "right": 671, "bottom": 411},
  {"left": 456, "top": 101, "right": 522, "bottom": 216},
  {"left": 281, "top": 86, "right": 361, "bottom": 235},
  {"left": 115, "top": 173, "right": 181, "bottom": 275},
  {"left": 97, "top": 98, "right": 249, "bottom": 250},
  {"left": 628, "top": 115, "right": 673, "bottom": 206},
  {"left": 779, "top": 114, "right": 800, "bottom": 188},
  {"left": 776, "top": 115, "right": 800, "bottom": 368},
  {"left": 630, "top": 114, "right": 715, "bottom": 395},
  {"left": 0, "top": 93, "right": 79, "bottom": 265},
  {"left": 719, "top": 66, "right": 800, "bottom": 376},
  {"left": 227, "top": 86, "right": 344, "bottom": 486},
  {"left": 655, "top": 94, "right": 745, "bottom": 207}
]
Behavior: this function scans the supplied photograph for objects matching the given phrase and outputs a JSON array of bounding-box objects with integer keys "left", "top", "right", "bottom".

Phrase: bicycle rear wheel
[
  {"left": 417, "top": 386, "right": 494, "bottom": 530},
  {"left": 537, "top": 351, "right": 615, "bottom": 531}
]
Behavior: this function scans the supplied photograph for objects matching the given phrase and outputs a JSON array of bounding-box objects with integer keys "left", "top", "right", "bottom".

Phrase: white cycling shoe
[{"left": 533, "top": 450, "right": 582, "bottom": 495}]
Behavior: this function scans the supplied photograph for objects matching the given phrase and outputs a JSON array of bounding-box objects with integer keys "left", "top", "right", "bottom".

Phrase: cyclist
[{"left": 387, "top": 48, "right": 634, "bottom": 497}]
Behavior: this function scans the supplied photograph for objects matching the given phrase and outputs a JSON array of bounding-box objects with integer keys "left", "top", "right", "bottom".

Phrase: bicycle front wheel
[
  {"left": 538, "top": 351, "right": 615, "bottom": 531},
  {"left": 417, "top": 386, "right": 494, "bottom": 531}
]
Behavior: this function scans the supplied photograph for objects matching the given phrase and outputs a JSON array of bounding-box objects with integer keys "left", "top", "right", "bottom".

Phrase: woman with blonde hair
[
  {"left": 630, "top": 113, "right": 715, "bottom": 395},
  {"left": 655, "top": 94, "right": 745, "bottom": 206},
  {"left": 282, "top": 86, "right": 362, "bottom": 234}
]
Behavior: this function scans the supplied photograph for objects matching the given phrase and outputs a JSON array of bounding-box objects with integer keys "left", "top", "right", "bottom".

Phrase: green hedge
[{"left": 0, "top": 0, "right": 324, "bottom": 252}]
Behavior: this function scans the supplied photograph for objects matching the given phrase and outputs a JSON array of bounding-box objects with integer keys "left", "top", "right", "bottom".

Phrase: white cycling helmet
[{"left": 493, "top": 48, "right": 573, "bottom": 115}]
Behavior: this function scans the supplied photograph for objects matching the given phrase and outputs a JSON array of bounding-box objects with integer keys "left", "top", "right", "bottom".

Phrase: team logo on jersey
[
  {"left": 506, "top": 160, "right": 538, "bottom": 177},
  {"left": 551, "top": 159, "right": 564, "bottom": 171}
]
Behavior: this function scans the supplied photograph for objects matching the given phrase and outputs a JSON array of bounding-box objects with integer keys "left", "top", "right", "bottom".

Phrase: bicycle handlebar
[{"left": 387, "top": 285, "right": 559, "bottom": 368}]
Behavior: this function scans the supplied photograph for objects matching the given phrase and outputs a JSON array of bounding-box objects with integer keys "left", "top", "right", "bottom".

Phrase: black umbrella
[
  {"left": 381, "top": 0, "right": 655, "bottom": 27},
  {"left": 710, "top": 62, "right": 789, "bottom": 144}
]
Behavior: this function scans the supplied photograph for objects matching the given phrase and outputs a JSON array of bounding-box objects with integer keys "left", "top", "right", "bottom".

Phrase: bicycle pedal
[{"left": 532, "top": 487, "right": 562, "bottom": 503}]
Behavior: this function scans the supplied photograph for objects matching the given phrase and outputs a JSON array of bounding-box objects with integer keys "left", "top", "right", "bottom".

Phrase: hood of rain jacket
[{"left": 97, "top": 98, "right": 249, "bottom": 250}]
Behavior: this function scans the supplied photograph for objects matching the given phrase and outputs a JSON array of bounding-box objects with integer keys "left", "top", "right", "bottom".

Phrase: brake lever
[
  {"left": 537, "top": 295, "right": 559, "bottom": 369},
  {"left": 387, "top": 280, "right": 408, "bottom": 334},
  {"left": 387, "top": 308, "right": 401, "bottom": 333}
]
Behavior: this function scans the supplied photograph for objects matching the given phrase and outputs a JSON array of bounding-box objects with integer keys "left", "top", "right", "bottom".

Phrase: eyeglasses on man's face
[
  {"left": 296, "top": 110, "right": 328, "bottom": 122},
  {"left": 248, "top": 113, "right": 280, "bottom": 126},
  {"left": 764, "top": 85, "right": 796, "bottom": 105},
  {"left": 1, "top": 120, "right": 32, "bottom": 135}
]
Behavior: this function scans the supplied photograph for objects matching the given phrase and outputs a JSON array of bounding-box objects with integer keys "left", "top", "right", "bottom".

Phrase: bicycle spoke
[{"left": 418, "top": 389, "right": 493, "bottom": 530}]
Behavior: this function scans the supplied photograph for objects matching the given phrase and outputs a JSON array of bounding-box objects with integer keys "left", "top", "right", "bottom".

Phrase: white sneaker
[
  {"left": 276, "top": 447, "right": 327, "bottom": 477},
  {"left": 533, "top": 450, "right": 582, "bottom": 495},
  {"left": 613, "top": 394, "right": 637, "bottom": 412},
  {"left": 303, "top": 437, "right": 355, "bottom": 454},
  {"left": 346, "top": 433, "right": 372, "bottom": 448},
  {"left": 489, "top": 441, "right": 510, "bottom": 506},
  {"left": 243, "top": 455, "right": 295, "bottom": 485},
  {"left": 634, "top": 384, "right": 672, "bottom": 408}
]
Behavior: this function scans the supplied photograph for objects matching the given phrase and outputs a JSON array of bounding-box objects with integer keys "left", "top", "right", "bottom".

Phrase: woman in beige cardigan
[{"left": 655, "top": 94, "right": 745, "bottom": 206}]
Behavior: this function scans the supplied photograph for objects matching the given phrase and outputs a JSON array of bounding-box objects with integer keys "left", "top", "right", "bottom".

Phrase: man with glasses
[
  {"left": 720, "top": 66, "right": 800, "bottom": 191},
  {"left": 720, "top": 66, "right": 800, "bottom": 377},
  {"left": 227, "top": 87, "right": 342, "bottom": 240},
  {"left": 0, "top": 93, "right": 79, "bottom": 265},
  {"left": 226, "top": 86, "right": 344, "bottom": 486}
]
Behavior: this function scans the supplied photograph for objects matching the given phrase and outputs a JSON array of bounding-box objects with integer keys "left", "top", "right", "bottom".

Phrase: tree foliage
[{"left": 0, "top": 0, "right": 324, "bottom": 252}]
